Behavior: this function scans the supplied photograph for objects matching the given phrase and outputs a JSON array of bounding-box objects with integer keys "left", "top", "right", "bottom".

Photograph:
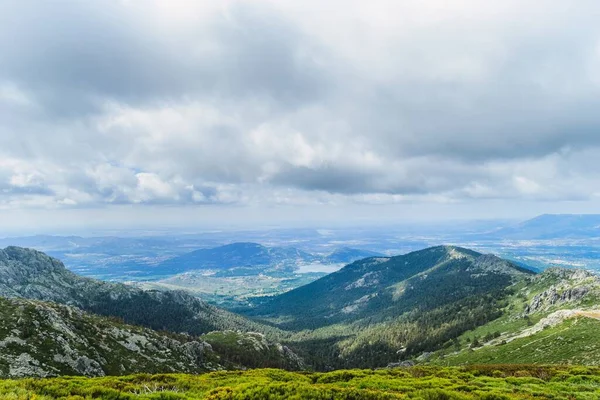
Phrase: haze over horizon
[{"left": 2, "top": 1, "right": 600, "bottom": 233}]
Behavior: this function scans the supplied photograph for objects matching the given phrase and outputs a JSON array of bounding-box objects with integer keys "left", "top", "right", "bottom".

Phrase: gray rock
[{"left": 387, "top": 360, "right": 415, "bottom": 368}]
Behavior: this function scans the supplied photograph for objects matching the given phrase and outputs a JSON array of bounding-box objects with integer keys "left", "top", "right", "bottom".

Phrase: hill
[
  {"left": 242, "top": 246, "right": 534, "bottom": 369},
  {"left": 0, "top": 296, "right": 302, "bottom": 378},
  {"left": 155, "top": 242, "right": 317, "bottom": 275},
  {"left": 250, "top": 246, "right": 532, "bottom": 329},
  {"left": 0, "top": 246, "right": 278, "bottom": 337}
]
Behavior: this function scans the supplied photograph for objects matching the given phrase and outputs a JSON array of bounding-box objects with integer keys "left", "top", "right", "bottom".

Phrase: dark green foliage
[
  {"left": 248, "top": 246, "right": 528, "bottom": 329},
  {"left": 243, "top": 246, "right": 531, "bottom": 369},
  {"left": 200, "top": 331, "right": 303, "bottom": 370}
]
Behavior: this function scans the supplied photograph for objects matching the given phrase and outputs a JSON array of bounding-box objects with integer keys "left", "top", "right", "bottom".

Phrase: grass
[
  {"left": 1, "top": 365, "right": 600, "bottom": 399},
  {"left": 439, "top": 317, "right": 600, "bottom": 366}
]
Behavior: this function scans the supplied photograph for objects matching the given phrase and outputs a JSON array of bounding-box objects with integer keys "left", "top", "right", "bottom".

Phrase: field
[
  {"left": 1, "top": 365, "right": 600, "bottom": 399},
  {"left": 137, "top": 271, "right": 325, "bottom": 308}
]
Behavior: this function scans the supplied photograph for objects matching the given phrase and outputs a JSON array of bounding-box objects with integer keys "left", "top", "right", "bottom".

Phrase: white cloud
[{"left": 1, "top": 0, "right": 600, "bottom": 227}]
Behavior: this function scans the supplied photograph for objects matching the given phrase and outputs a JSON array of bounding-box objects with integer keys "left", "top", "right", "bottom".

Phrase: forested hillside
[
  {"left": 250, "top": 246, "right": 531, "bottom": 329},
  {"left": 245, "top": 246, "right": 535, "bottom": 369}
]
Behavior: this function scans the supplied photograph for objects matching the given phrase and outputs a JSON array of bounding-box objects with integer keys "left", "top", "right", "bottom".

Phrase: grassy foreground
[{"left": 1, "top": 366, "right": 600, "bottom": 399}]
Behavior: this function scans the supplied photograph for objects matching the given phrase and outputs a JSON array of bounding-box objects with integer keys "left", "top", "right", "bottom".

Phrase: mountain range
[
  {"left": 481, "top": 214, "right": 600, "bottom": 240},
  {"left": 2, "top": 243, "right": 600, "bottom": 377},
  {"left": 243, "top": 245, "right": 600, "bottom": 369}
]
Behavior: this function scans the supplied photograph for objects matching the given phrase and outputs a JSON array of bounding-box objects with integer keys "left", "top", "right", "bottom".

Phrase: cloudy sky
[{"left": 1, "top": 0, "right": 600, "bottom": 233}]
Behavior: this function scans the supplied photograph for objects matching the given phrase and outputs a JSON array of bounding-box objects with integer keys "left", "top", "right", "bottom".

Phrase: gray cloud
[
  {"left": 1, "top": 0, "right": 600, "bottom": 214},
  {"left": 0, "top": 1, "right": 328, "bottom": 118}
]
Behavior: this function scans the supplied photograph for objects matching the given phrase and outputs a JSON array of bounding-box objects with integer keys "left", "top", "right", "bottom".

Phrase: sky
[{"left": 1, "top": 0, "right": 600, "bottom": 234}]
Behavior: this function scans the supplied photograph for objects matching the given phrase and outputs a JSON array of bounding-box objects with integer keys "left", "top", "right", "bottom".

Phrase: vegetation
[
  {"left": 244, "top": 247, "right": 534, "bottom": 369},
  {"left": 200, "top": 331, "right": 303, "bottom": 370},
  {"left": 436, "top": 317, "right": 600, "bottom": 366},
  {"left": 0, "top": 296, "right": 303, "bottom": 378},
  {"left": 1, "top": 365, "right": 600, "bottom": 399},
  {"left": 0, "top": 246, "right": 282, "bottom": 339},
  {"left": 6, "top": 245, "right": 600, "bottom": 375}
]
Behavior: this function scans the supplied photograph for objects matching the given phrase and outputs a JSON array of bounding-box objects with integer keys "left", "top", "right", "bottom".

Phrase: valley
[
  {"left": 4, "top": 215, "right": 600, "bottom": 310},
  {"left": 3, "top": 0, "right": 597, "bottom": 396},
  {"left": 2, "top": 215, "right": 600, "bottom": 393},
  {"left": 3, "top": 236, "right": 600, "bottom": 378}
]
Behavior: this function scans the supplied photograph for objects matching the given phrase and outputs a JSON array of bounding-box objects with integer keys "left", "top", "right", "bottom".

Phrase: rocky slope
[
  {"left": 0, "top": 296, "right": 303, "bottom": 378},
  {"left": 0, "top": 246, "right": 278, "bottom": 338}
]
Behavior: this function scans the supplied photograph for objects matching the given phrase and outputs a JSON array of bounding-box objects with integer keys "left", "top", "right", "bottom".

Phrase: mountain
[
  {"left": 242, "top": 246, "right": 535, "bottom": 369},
  {"left": 0, "top": 246, "right": 278, "bottom": 337},
  {"left": 484, "top": 214, "right": 600, "bottom": 239},
  {"left": 155, "top": 242, "right": 318, "bottom": 275},
  {"left": 250, "top": 246, "right": 532, "bottom": 330},
  {"left": 0, "top": 296, "right": 302, "bottom": 378},
  {"left": 155, "top": 242, "right": 384, "bottom": 276},
  {"left": 0, "top": 296, "right": 216, "bottom": 378}
]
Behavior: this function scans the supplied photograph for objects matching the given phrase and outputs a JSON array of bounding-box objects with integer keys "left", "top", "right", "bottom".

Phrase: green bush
[{"left": 1, "top": 365, "right": 600, "bottom": 399}]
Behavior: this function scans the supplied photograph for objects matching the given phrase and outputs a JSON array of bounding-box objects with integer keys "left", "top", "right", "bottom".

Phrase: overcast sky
[{"left": 1, "top": 0, "right": 600, "bottom": 233}]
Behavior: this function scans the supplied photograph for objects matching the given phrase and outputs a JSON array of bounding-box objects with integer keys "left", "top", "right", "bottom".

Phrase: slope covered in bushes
[{"left": 1, "top": 365, "right": 599, "bottom": 399}]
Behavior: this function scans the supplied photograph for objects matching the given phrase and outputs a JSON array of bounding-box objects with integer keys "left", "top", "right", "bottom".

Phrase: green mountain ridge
[
  {"left": 249, "top": 246, "right": 532, "bottom": 329},
  {"left": 239, "top": 246, "right": 538, "bottom": 369}
]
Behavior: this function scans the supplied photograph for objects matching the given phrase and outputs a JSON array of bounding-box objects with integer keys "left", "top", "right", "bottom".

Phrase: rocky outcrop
[
  {"left": 0, "top": 296, "right": 222, "bottom": 378},
  {"left": 511, "top": 309, "right": 600, "bottom": 342},
  {"left": 524, "top": 267, "right": 599, "bottom": 314},
  {"left": 387, "top": 360, "right": 415, "bottom": 368},
  {"left": 525, "top": 286, "right": 591, "bottom": 314}
]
